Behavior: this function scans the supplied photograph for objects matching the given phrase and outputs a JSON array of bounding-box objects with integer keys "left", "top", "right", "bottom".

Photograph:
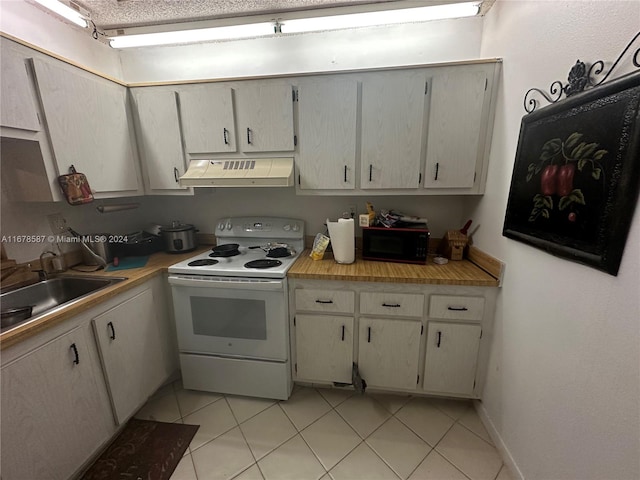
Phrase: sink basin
[{"left": 0, "top": 275, "right": 126, "bottom": 333}]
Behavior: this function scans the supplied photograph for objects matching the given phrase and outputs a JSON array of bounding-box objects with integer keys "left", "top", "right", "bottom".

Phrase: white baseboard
[{"left": 474, "top": 400, "right": 525, "bottom": 480}]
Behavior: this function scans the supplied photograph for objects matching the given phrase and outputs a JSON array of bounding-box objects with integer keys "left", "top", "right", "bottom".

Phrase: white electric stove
[{"left": 168, "top": 217, "right": 304, "bottom": 400}]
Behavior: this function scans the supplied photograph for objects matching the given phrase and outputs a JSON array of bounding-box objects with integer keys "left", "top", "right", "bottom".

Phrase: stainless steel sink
[{"left": 0, "top": 275, "right": 127, "bottom": 333}]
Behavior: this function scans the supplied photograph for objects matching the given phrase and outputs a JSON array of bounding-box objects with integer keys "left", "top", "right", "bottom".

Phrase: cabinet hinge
[
  {"left": 294, "top": 134, "right": 298, "bottom": 146},
  {"left": 425, "top": 81, "right": 429, "bottom": 95},
  {"left": 293, "top": 89, "right": 299, "bottom": 102},
  {"left": 485, "top": 78, "right": 488, "bottom": 91}
]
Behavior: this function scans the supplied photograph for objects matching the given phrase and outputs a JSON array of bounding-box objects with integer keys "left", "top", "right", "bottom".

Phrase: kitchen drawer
[
  {"left": 295, "top": 289, "right": 355, "bottom": 313},
  {"left": 360, "top": 292, "right": 424, "bottom": 317},
  {"left": 429, "top": 295, "right": 485, "bottom": 321}
]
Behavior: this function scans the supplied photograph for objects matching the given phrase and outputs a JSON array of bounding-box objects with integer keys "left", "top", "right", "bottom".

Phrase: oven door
[{"left": 169, "top": 275, "right": 288, "bottom": 361}]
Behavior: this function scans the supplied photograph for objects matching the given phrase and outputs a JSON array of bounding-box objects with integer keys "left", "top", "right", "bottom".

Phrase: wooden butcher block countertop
[
  {"left": 289, "top": 249, "right": 501, "bottom": 287},
  {"left": 0, "top": 247, "right": 211, "bottom": 350}
]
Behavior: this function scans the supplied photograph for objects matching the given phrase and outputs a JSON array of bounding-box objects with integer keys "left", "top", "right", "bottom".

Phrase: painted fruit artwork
[{"left": 526, "top": 132, "right": 607, "bottom": 224}]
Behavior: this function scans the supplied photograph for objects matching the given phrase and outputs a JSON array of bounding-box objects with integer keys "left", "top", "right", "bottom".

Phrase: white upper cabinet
[
  {"left": 361, "top": 70, "right": 427, "bottom": 189},
  {"left": 235, "top": 81, "right": 295, "bottom": 152},
  {"left": 31, "top": 58, "right": 142, "bottom": 197},
  {"left": 178, "top": 85, "right": 237, "bottom": 154},
  {"left": 297, "top": 78, "right": 358, "bottom": 190},
  {"left": 0, "top": 41, "right": 40, "bottom": 131},
  {"left": 423, "top": 64, "right": 495, "bottom": 190},
  {"left": 132, "top": 89, "right": 190, "bottom": 193}
]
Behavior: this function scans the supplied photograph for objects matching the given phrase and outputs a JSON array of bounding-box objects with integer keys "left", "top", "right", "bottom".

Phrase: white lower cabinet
[
  {"left": 0, "top": 324, "right": 113, "bottom": 480},
  {"left": 0, "top": 276, "right": 178, "bottom": 480},
  {"left": 358, "top": 317, "right": 422, "bottom": 390},
  {"left": 289, "top": 279, "right": 497, "bottom": 399},
  {"left": 295, "top": 314, "right": 353, "bottom": 384},
  {"left": 93, "top": 286, "right": 174, "bottom": 424},
  {"left": 423, "top": 322, "right": 482, "bottom": 396}
]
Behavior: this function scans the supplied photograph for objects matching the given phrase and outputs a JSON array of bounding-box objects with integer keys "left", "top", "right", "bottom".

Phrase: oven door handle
[{"left": 168, "top": 275, "right": 284, "bottom": 291}]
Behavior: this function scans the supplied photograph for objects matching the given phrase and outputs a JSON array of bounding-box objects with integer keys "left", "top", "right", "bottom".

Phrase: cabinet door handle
[
  {"left": 447, "top": 306, "right": 469, "bottom": 311},
  {"left": 223, "top": 128, "right": 229, "bottom": 145},
  {"left": 369, "top": 164, "right": 373, "bottom": 182},
  {"left": 341, "top": 325, "right": 345, "bottom": 341},
  {"left": 435, "top": 162, "right": 439, "bottom": 181},
  {"left": 344, "top": 165, "right": 347, "bottom": 182},
  {"left": 315, "top": 299, "right": 333, "bottom": 304},
  {"left": 436, "top": 331, "right": 442, "bottom": 348},
  {"left": 247, "top": 127, "right": 252, "bottom": 145},
  {"left": 174, "top": 167, "right": 180, "bottom": 183},
  {"left": 70, "top": 343, "right": 79, "bottom": 365},
  {"left": 107, "top": 321, "right": 116, "bottom": 340},
  {"left": 382, "top": 303, "right": 401, "bottom": 308},
  {"left": 367, "top": 326, "right": 371, "bottom": 343}
]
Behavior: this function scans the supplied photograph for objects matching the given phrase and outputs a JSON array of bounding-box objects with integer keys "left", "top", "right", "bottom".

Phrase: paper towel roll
[{"left": 327, "top": 218, "right": 355, "bottom": 264}]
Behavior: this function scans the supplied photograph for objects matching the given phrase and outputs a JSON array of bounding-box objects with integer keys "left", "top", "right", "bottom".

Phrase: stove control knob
[
  {"left": 218, "top": 222, "right": 225, "bottom": 231},
  {"left": 226, "top": 222, "right": 233, "bottom": 231},
  {"left": 283, "top": 224, "right": 291, "bottom": 232},
  {"left": 292, "top": 223, "right": 300, "bottom": 232}
]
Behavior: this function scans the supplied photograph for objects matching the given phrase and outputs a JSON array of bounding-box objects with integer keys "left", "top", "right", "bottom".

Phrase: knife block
[{"left": 438, "top": 230, "right": 468, "bottom": 261}]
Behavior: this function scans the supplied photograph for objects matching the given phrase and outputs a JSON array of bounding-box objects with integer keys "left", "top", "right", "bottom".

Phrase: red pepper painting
[{"left": 525, "top": 132, "right": 607, "bottom": 223}]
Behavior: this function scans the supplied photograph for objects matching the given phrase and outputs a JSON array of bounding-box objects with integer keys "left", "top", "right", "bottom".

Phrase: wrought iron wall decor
[{"left": 503, "top": 32, "right": 640, "bottom": 276}]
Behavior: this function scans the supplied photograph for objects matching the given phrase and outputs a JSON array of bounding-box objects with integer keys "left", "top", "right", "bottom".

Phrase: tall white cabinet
[
  {"left": 131, "top": 89, "right": 190, "bottom": 194},
  {"left": 360, "top": 70, "right": 427, "bottom": 189},
  {"left": 423, "top": 64, "right": 495, "bottom": 189},
  {"left": 296, "top": 78, "right": 358, "bottom": 190},
  {"left": 31, "top": 58, "right": 142, "bottom": 197}
]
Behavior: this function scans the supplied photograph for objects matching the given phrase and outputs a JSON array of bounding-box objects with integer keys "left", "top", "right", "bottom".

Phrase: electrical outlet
[{"left": 47, "top": 213, "right": 67, "bottom": 234}]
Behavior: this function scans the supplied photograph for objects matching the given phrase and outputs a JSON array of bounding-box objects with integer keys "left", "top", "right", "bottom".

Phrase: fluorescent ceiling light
[
  {"left": 280, "top": 2, "right": 481, "bottom": 33},
  {"left": 33, "top": 0, "right": 88, "bottom": 28},
  {"left": 108, "top": 1, "right": 480, "bottom": 49},
  {"left": 110, "top": 22, "right": 275, "bottom": 49}
]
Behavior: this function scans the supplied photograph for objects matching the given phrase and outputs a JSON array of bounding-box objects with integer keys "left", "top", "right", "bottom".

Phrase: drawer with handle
[
  {"left": 360, "top": 292, "right": 424, "bottom": 317},
  {"left": 295, "top": 289, "right": 355, "bottom": 313},
  {"left": 429, "top": 295, "right": 485, "bottom": 321}
]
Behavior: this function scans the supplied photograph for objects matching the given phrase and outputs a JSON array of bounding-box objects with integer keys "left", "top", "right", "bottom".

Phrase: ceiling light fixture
[
  {"left": 33, "top": 0, "right": 89, "bottom": 28},
  {"left": 108, "top": 1, "right": 481, "bottom": 49},
  {"left": 280, "top": 2, "right": 481, "bottom": 33},
  {"left": 109, "top": 22, "right": 276, "bottom": 49}
]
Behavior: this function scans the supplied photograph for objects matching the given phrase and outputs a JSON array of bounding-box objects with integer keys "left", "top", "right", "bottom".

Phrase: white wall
[
  {"left": 0, "top": 0, "right": 122, "bottom": 78},
  {"left": 473, "top": 1, "right": 640, "bottom": 479},
  {"left": 119, "top": 17, "right": 483, "bottom": 83}
]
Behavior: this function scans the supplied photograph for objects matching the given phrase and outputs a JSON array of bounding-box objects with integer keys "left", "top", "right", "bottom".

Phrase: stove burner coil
[
  {"left": 211, "top": 243, "right": 240, "bottom": 257},
  {"left": 266, "top": 247, "right": 291, "bottom": 258},
  {"left": 244, "top": 259, "right": 283, "bottom": 269},
  {"left": 188, "top": 259, "right": 219, "bottom": 266}
]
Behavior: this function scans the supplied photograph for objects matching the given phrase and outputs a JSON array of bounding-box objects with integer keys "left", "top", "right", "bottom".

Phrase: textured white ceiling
[{"left": 79, "top": 0, "right": 409, "bottom": 29}]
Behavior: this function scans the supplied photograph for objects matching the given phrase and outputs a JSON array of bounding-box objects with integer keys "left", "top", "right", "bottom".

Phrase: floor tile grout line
[{"left": 455, "top": 414, "right": 497, "bottom": 448}]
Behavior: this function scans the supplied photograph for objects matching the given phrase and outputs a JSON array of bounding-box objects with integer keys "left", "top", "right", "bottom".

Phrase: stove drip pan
[
  {"left": 188, "top": 259, "right": 219, "bottom": 266},
  {"left": 244, "top": 259, "right": 283, "bottom": 269}
]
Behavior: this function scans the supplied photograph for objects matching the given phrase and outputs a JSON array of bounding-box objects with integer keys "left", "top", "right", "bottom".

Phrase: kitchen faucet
[{"left": 34, "top": 251, "right": 57, "bottom": 280}]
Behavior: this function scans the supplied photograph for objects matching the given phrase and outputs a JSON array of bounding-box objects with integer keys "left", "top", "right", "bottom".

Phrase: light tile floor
[{"left": 134, "top": 381, "right": 514, "bottom": 480}]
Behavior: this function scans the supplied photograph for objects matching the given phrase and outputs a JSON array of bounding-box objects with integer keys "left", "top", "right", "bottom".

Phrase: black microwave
[{"left": 362, "top": 226, "right": 429, "bottom": 264}]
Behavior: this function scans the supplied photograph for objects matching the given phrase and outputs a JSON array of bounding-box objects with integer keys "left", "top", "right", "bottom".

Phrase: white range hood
[{"left": 179, "top": 158, "right": 294, "bottom": 187}]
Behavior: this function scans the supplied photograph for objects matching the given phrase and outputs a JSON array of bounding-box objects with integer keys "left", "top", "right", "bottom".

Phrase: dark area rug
[{"left": 81, "top": 419, "right": 199, "bottom": 480}]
